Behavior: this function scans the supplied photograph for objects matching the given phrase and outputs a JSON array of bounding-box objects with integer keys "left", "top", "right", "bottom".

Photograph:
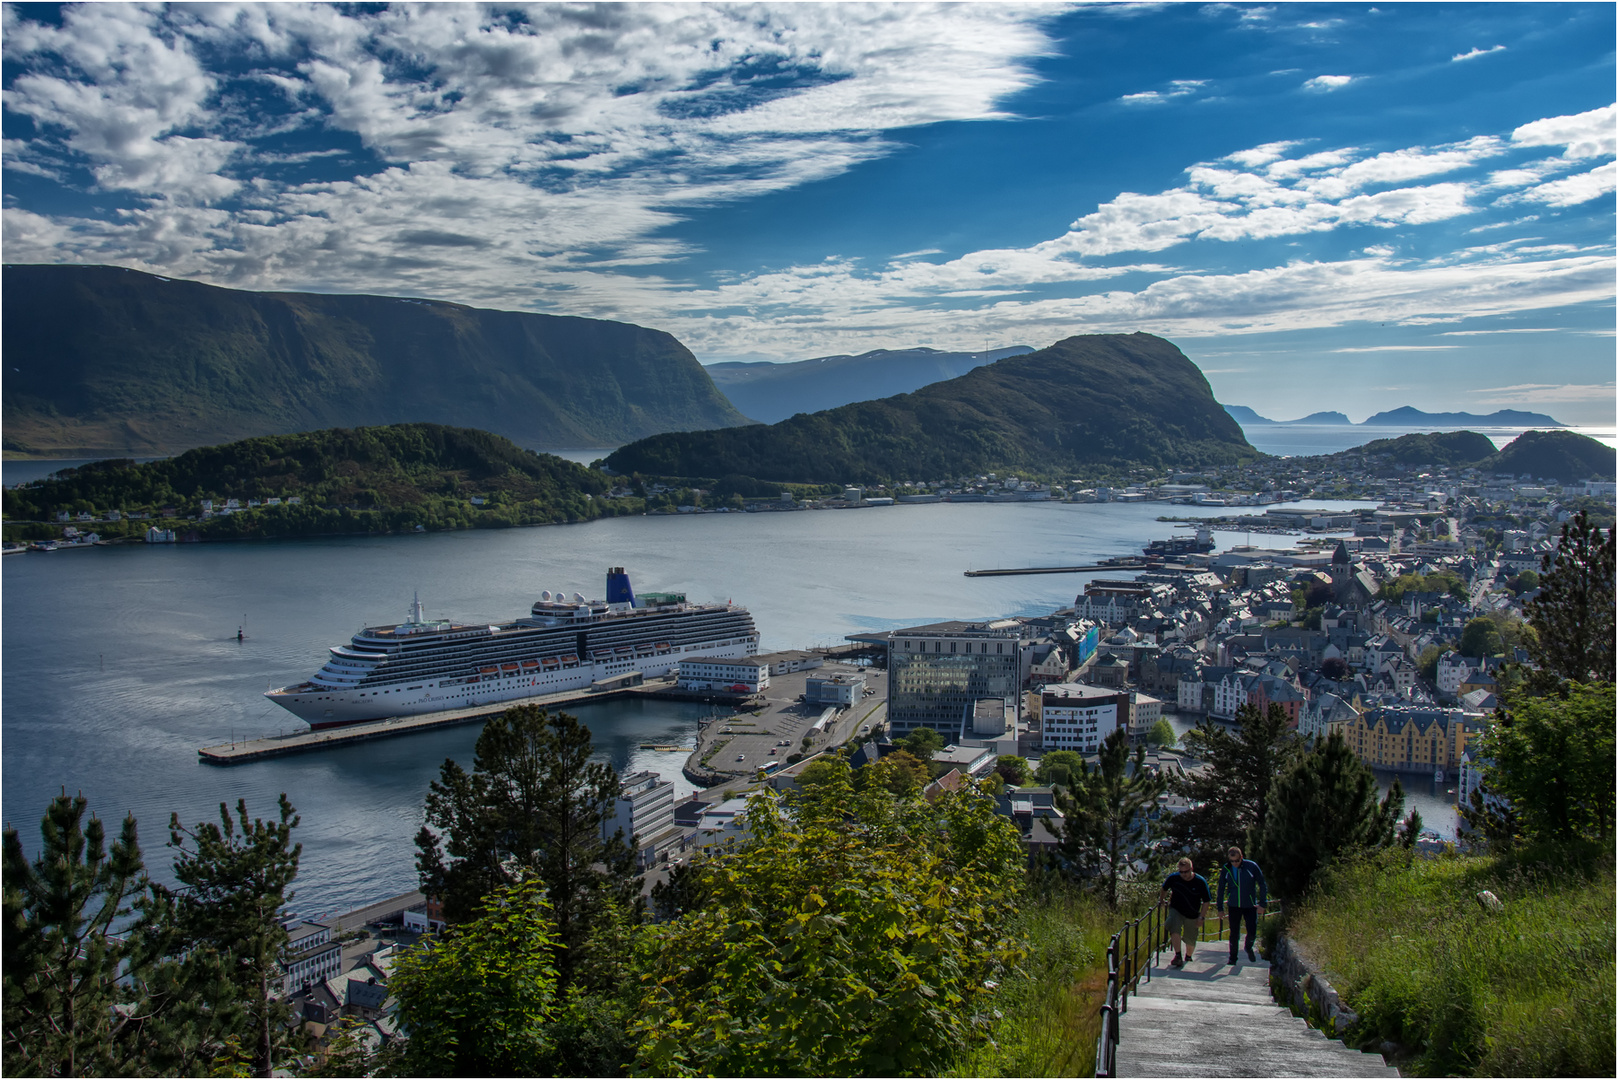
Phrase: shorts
[{"left": 1166, "top": 908, "right": 1201, "bottom": 943}]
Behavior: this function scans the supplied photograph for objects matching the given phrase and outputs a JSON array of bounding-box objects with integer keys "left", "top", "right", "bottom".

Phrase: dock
[
  {"left": 198, "top": 682, "right": 667, "bottom": 766},
  {"left": 965, "top": 561, "right": 1148, "bottom": 577}
]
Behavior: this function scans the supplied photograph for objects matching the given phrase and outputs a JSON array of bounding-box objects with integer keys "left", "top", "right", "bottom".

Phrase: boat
[{"left": 265, "top": 567, "right": 759, "bottom": 727}]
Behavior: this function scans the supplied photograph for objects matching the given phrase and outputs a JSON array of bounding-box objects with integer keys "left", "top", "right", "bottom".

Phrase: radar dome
[
  {"left": 541, "top": 590, "right": 552, "bottom": 601},
  {"left": 573, "top": 592, "right": 586, "bottom": 603}
]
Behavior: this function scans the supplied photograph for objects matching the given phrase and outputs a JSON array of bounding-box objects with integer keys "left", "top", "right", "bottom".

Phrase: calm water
[{"left": 5, "top": 497, "right": 1449, "bottom": 916}]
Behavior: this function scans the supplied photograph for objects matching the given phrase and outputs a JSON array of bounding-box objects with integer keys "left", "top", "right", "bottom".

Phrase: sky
[{"left": 3, "top": 2, "right": 1614, "bottom": 425}]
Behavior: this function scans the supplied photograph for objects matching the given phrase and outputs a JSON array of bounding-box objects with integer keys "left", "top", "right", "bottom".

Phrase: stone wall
[{"left": 1268, "top": 935, "right": 1361, "bottom": 1037}]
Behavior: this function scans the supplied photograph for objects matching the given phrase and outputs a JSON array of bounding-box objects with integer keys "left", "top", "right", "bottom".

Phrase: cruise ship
[{"left": 265, "top": 568, "right": 758, "bottom": 727}]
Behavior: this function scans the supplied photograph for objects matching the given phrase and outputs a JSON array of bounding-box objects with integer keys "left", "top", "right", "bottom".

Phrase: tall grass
[
  {"left": 946, "top": 881, "right": 1121, "bottom": 1077},
  {"left": 1286, "top": 845, "right": 1615, "bottom": 1077}
]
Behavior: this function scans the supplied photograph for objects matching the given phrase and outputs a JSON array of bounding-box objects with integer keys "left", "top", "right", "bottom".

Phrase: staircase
[{"left": 1112, "top": 952, "right": 1399, "bottom": 1077}]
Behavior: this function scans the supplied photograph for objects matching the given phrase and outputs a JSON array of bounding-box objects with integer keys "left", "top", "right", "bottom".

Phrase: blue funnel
[{"left": 606, "top": 567, "right": 636, "bottom": 606}]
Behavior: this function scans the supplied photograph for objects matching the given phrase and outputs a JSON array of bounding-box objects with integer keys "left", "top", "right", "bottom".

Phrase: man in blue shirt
[
  {"left": 1215, "top": 845, "right": 1267, "bottom": 964},
  {"left": 1160, "top": 857, "right": 1211, "bottom": 968}
]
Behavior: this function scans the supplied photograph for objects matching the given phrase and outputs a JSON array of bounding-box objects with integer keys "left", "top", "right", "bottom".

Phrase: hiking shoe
[
  {"left": 1226, "top": 954, "right": 1237, "bottom": 965},
  {"left": 1246, "top": 946, "right": 1257, "bottom": 962},
  {"left": 1169, "top": 954, "right": 1183, "bottom": 968}
]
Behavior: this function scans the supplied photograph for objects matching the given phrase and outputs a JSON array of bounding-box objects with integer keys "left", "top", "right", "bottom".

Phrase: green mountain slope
[
  {"left": 706, "top": 345, "right": 1033, "bottom": 423},
  {"left": 606, "top": 333, "right": 1256, "bottom": 483},
  {"left": 1350, "top": 430, "right": 1500, "bottom": 466},
  {"left": 1483, "top": 429, "right": 1616, "bottom": 482},
  {"left": 2, "top": 264, "right": 749, "bottom": 456},
  {"left": 1, "top": 423, "right": 636, "bottom": 540}
]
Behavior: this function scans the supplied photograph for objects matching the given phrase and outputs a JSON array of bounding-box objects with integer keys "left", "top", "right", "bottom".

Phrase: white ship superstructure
[{"left": 266, "top": 568, "right": 758, "bottom": 727}]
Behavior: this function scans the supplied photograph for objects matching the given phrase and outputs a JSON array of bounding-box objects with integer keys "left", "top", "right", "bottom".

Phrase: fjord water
[{"left": 3, "top": 499, "right": 1449, "bottom": 916}]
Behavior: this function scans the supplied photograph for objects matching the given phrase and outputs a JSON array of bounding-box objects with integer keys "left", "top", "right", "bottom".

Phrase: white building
[
  {"left": 282, "top": 922, "right": 342, "bottom": 993},
  {"left": 806, "top": 672, "right": 865, "bottom": 706},
  {"left": 1127, "top": 691, "right": 1163, "bottom": 740},
  {"left": 678, "top": 656, "right": 771, "bottom": 693},
  {"left": 1435, "top": 652, "right": 1477, "bottom": 695},
  {"left": 608, "top": 770, "right": 679, "bottom": 868},
  {"left": 1038, "top": 683, "right": 1126, "bottom": 753}
]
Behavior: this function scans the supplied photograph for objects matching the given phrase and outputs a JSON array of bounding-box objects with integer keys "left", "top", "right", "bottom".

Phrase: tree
[
  {"left": 1034, "top": 749, "right": 1087, "bottom": 788},
  {"left": 2, "top": 794, "right": 145, "bottom": 1077},
  {"left": 854, "top": 749, "right": 929, "bottom": 795},
  {"left": 893, "top": 726, "right": 943, "bottom": 762},
  {"left": 1524, "top": 510, "right": 1616, "bottom": 685},
  {"left": 1163, "top": 703, "right": 1302, "bottom": 870},
  {"left": 633, "top": 760, "right": 1025, "bottom": 1076},
  {"left": 1144, "top": 718, "right": 1178, "bottom": 747},
  {"left": 1506, "top": 569, "right": 1539, "bottom": 595},
  {"left": 1463, "top": 682, "right": 1616, "bottom": 847},
  {"left": 1058, "top": 730, "right": 1168, "bottom": 909},
  {"left": 155, "top": 795, "right": 302, "bottom": 1078},
  {"left": 1320, "top": 656, "right": 1350, "bottom": 681},
  {"left": 415, "top": 706, "right": 637, "bottom": 993},
  {"left": 1460, "top": 617, "right": 1503, "bottom": 659},
  {"left": 1256, "top": 733, "right": 1404, "bottom": 901},
  {"left": 388, "top": 877, "right": 560, "bottom": 1076},
  {"left": 1418, "top": 645, "right": 1444, "bottom": 684},
  {"left": 993, "top": 754, "right": 1030, "bottom": 786}
]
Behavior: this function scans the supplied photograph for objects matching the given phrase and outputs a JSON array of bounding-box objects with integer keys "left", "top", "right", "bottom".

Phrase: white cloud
[
  {"left": 1328, "top": 345, "right": 1461, "bottom": 353},
  {"left": 1303, "top": 75, "right": 1354, "bottom": 91},
  {"left": 1452, "top": 45, "right": 1505, "bottom": 62},
  {"left": 1119, "top": 80, "right": 1207, "bottom": 105},
  {"left": 1512, "top": 161, "right": 1618, "bottom": 208},
  {"left": 1511, "top": 104, "right": 1617, "bottom": 160},
  {"left": 1463, "top": 382, "right": 1618, "bottom": 404}
]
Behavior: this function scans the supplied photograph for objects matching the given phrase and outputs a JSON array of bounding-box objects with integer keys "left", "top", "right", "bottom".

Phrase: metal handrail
[{"left": 1095, "top": 899, "right": 1283, "bottom": 1078}]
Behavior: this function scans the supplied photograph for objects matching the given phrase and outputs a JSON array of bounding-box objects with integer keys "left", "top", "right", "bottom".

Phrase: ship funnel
[
  {"left": 409, "top": 590, "right": 425, "bottom": 624},
  {"left": 606, "top": 567, "right": 636, "bottom": 606}
]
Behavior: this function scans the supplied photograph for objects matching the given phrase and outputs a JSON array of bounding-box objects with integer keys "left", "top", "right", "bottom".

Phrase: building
[
  {"left": 1126, "top": 690, "right": 1163, "bottom": 741},
  {"left": 1038, "top": 683, "right": 1127, "bottom": 753},
  {"left": 607, "top": 770, "right": 678, "bottom": 868},
  {"left": 677, "top": 656, "right": 770, "bottom": 693},
  {"left": 1347, "top": 705, "right": 1479, "bottom": 776},
  {"left": 760, "top": 650, "right": 824, "bottom": 675},
  {"left": 283, "top": 921, "right": 343, "bottom": 993},
  {"left": 886, "top": 620, "right": 1025, "bottom": 739},
  {"left": 805, "top": 671, "right": 865, "bottom": 706}
]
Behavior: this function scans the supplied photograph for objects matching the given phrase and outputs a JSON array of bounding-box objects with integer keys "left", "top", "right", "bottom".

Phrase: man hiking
[
  {"left": 1216, "top": 845, "right": 1267, "bottom": 964},
  {"left": 1160, "top": 857, "right": 1211, "bottom": 968}
]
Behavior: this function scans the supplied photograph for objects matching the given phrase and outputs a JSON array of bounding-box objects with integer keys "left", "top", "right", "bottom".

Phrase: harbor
[{"left": 198, "top": 680, "right": 676, "bottom": 765}]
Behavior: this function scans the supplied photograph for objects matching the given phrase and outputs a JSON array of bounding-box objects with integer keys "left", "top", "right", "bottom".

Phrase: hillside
[
  {"left": 1361, "top": 406, "right": 1563, "bottom": 427},
  {"left": 706, "top": 345, "right": 1033, "bottom": 423},
  {"left": 1, "top": 423, "right": 636, "bottom": 541},
  {"left": 606, "top": 333, "right": 1256, "bottom": 484},
  {"left": 1349, "top": 430, "right": 1499, "bottom": 466},
  {"left": 2, "top": 264, "right": 749, "bottom": 456},
  {"left": 1483, "top": 429, "right": 1616, "bottom": 481}
]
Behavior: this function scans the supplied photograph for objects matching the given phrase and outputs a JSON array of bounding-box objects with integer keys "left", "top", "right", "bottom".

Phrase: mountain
[
  {"left": 1224, "top": 405, "right": 1275, "bottom": 425},
  {"left": 1483, "top": 429, "right": 1615, "bottom": 482},
  {"left": 2, "top": 264, "right": 749, "bottom": 457},
  {"left": 1348, "top": 430, "right": 1500, "bottom": 466},
  {"left": 1293, "top": 411, "right": 1352, "bottom": 425},
  {"left": 606, "top": 333, "right": 1256, "bottom": 484},
  {"left": 1359, "top": 406, "right": 1564, "bottom": 427},
  {"left": 706, "top": 345, "right": 1034, "bottom": 423},
  {"left": 1, "top": 423, "right": 629, "bottom": 540}
]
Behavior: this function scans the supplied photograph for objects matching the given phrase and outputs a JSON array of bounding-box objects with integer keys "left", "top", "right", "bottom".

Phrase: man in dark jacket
[
  {"left": 1160, "top": 857, "right": 1211, "bottom": 967},
  {"left": 1215, "top": 845, "right": 1267, "bottom": 964}
]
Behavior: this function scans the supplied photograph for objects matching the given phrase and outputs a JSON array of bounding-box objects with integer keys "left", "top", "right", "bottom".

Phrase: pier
[
  {"left": 197, "top": 682, "right": 677, "bottom": 765},
  {"left": 964, "top": 561, "right": 1148, "bottom": 577}
]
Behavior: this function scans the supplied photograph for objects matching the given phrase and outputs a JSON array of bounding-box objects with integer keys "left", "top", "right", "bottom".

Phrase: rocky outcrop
[{"left": 1269, "top": 935, "right": 1362, "bottom": 1037}]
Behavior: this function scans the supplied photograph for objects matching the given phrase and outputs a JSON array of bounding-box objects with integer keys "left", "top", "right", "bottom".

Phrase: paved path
[{"left": 1114, "top": 951, "right": 1398, "bottom": 1077}]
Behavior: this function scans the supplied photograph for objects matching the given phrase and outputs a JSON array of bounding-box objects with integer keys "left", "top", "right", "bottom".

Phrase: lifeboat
[
  {"left": 500, "top": 663, "right": 520, "bottom": 673},
  {"left": 479, "top": 666, "right": 498, "bottom": 675},
  {"left": 541, "top": 657, "right": 560, "bottom": 668},
  {"left": 655, "top": 641, "right": 670, "bottom": 651},
  {"left": 521, "top": 659, "right": 539, "bottom": 669},
  {"left": 560, "top": 654, "right": 578, "bottom": 665},
  {"left": 615, "top": 645, "right": 633, "bottom": 655}
]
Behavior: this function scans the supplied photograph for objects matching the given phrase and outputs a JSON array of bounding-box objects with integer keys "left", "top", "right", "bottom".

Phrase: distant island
[
  {"left": 1226, "top": 404, "right": 1564, "bottom": 427},
  {"left": 1334, "top": 428, "right": 1614, "bottom": 481},
  {"left": 1, "top": 424, "right": 641, "bottom": 543},
  {"left": 2, "top": 264, "right": 749, "bottom": 458},
  {"left": 706, "top": 345, "right": 1034, "bottom": 424},
  {"left": 609, "top": 333, "right": 1257, "bottom": 484}
]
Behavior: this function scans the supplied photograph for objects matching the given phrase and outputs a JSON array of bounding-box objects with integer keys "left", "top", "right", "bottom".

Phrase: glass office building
[{"left": 887, "top": 620, "right": 1025, "bottom": 739}]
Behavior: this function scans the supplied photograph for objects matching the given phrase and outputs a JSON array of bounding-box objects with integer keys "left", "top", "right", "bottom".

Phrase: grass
[
  {"left": 945, "top": 880, "right": 1125, "bottom": 1077},
  {"left": 1285, "top": 844, "right": 1615, "bottom": 1077}
]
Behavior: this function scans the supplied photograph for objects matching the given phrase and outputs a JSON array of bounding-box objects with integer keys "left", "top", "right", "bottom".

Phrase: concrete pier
[{"left": 198, "top": 683, "right": 669, "bottom": 765}]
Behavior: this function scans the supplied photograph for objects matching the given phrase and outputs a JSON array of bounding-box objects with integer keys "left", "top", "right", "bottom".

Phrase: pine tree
[
  {"left": 415, "top": 706, "right": 637, "bottom": 993},
  {"left": 151, "top": 795, "right": 303, "bottom": 1079},
  {"left": 1163, "top": 703, "right": 1302, "bottom": 868},
  {"left": 1257, "top": 733, "right": 1403, "bottom": 901},
  {"left": 1524, "top": 509, "right": 1616, "bottom": 686},
  {"left": 2, "top": 793, "right": 145, "bottom": 1077},
  {"left": 1058, "top": 730, "right": 1168, "bottom": 909}
]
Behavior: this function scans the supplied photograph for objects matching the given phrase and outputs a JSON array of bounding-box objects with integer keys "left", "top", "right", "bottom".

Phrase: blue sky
[{"left": 3, "top": 2, "right": 1614, "bottom": 424}]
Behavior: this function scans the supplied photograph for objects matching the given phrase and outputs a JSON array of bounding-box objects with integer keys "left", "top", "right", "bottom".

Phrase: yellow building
[{"left": 1346, "top": 705, "right": 1482, "bottom": 774}]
